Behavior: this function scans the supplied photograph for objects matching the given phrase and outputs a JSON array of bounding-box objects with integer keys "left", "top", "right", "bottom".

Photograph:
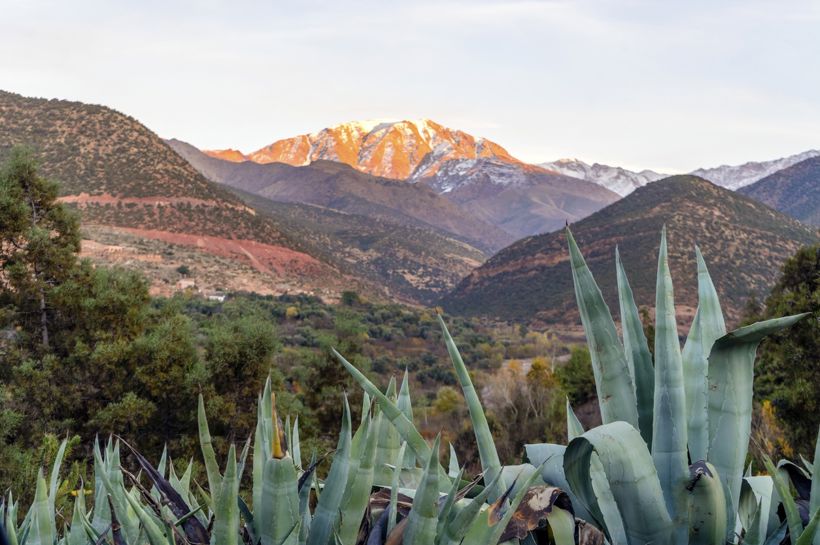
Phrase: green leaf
[
  {"left": 764, "top": 453, "right": 803, "bottom": 545},
  {"left": 566, "top": 398, "right": 584, "bottom": 442},
  {"left": 707, "top": 314, "right": 808, "bottom": 528},
  {"left": 211, "top": 444, "right": 240, "bottom": 545},
  {"left": 333, "top": 349, "right": 436, "bottom": 473},
  {"left": 810, "top": 426, "right": 819, "bottom": 545},
  {"left": 684, "top": 247, "right": 726, "bottom": 463},
  {"left": 564, "top": 421, "right": 674, "bottom": 545},
  {"left": 403, "top": 435, "right": 442, "bottom": 545},
  {"left": 616, "top": 246, "right": 655, "bottom": 447},
  {"left": 688, "top": 461, "right": 727, "bottom": 545},
  {"left": 258, "top": 457, "right": 300, "bottom": 545},
  {"left": 566, "top": 228, "right": 639, "bottom": 429},
  {"left": 197, "top": 394, "right": 222, "bottom": 497},
  {"left": 337, "top": 410, "right": 379, "bottom": 544},
  {"left": 651, "top": 228, "right": 689, "bottom": 540},
  {"left": 307, "top": 395, "right": 352, "bottom": 545},
  {"left": 438, "top": 315, "right": 506, "bottom": 503}
]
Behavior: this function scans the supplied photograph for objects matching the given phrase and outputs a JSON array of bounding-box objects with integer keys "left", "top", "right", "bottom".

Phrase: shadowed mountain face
[
  {"left": 442, "top": 175, "right": 819, "bottom": 327},
  {"left": 739, "top": 155, "right": 820, "bottom": 226},
  {"left": 169, "top": 138, "right": 514, "bottom": 253}
]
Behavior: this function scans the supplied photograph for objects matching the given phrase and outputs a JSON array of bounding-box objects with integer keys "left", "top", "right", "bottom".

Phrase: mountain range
[
  {"left": 442, "top": 176, "right": 819, "bottom": 326},
  {"left": 540, "top": 150, "right": 820, "bottom": 196},
  {"left": 739, "top": 155, "right": 820, "bottom": 226},
  {"left": 2, "top": 89, "right": 817, "bottom": 318},
  {"left": 203, "top": 119, "right": 620, "bottom": 239}
]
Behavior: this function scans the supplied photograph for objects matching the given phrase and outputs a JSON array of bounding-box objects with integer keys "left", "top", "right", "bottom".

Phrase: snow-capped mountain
[
  {"left": 209, "top": 119, "right": 520, "bottom": 180},
  {"left": 539, "top": 158, "right": 666, "bottom": 196},
  {"left": 690, "top": 150, "right": 820, "bottom": 190}
]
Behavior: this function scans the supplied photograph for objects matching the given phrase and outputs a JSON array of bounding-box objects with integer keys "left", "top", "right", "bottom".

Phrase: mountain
[
  {"left": 169, "top": 138, "right": 513, "bottom": 253},
  {"left": 690, "top": 150, "right": 820, "bottom": 190},
  {"left": 210, "top": 120, "right": 619, "bottom": 239},
  {"left": 739, "top": 156, "right": 820, "bottom": 226},
  {"left": 418, "top": 159, "right": 620, "bottom": 239},
  {"left": 442, "top": 175, "right": 819, "bottom": 326},
  {"left": 539, "top": 158, "right": 666, "bottom": 196},
  {"left": 231, "top": 119, "right": 518, "bottom": 180},
  {"left": 0, "top": 90, "right": 351, "bottom": 297}
]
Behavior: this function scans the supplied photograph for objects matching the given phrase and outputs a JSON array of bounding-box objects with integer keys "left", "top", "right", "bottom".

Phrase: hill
[
  {"left": 739, "top": 155, "right": 820, "bottom": 226},
  {"left": 0, "top": 90, "right": 349, "bottom": 297},
  {"left": 442, "top": 175, "right": 819, "bottom": 326},
  {"left": 169, "top": 139, "right": 513, "bottom": 253}
]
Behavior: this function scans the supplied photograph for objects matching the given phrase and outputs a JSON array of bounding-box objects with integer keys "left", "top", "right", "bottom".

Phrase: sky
[{"left": 1, "top": 0, "right": 819, "bottom": 172}]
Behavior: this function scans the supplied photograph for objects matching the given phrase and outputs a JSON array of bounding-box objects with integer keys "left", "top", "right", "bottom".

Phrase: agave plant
[
  {"left": 337, "top": 227, "right": 820, "bottom": 545},
  {"left": 2, "top": 227, "right": 818, "bottom": 545}
]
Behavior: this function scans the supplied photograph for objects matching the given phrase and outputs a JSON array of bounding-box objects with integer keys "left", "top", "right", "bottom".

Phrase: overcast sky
[{"left": 2, "top": 0, "right": 818, "bottom": 172}]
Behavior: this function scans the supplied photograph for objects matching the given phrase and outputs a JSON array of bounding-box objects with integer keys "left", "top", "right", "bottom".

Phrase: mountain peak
[{"left": 214, "top": 119, "right": 518, "bottom": 180}]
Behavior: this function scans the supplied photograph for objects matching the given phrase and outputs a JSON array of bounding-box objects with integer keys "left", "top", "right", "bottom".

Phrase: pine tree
[{"left": 0, "top": 148, "right": 80, "bottom": 351}]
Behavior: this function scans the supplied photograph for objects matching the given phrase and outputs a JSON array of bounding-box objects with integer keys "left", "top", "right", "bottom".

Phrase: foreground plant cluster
[{"left": 2, "top": 229, "right": 819, "bottom": 545}]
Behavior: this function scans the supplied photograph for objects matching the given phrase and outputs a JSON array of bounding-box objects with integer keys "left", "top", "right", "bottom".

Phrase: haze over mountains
[{"left": 2, "top": 89, "right": 817, "bottom": 321}]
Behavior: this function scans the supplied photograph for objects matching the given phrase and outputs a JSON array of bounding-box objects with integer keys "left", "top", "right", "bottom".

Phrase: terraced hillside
[{"left": 0, "top": 90, "right": 347, "bottom": 297}]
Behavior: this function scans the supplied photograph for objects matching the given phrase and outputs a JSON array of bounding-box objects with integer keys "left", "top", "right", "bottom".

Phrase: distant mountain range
[
  {"left": 204, "top": 119, "right": 620, "bottom": 239},
  {"left": 442, "top": 175, "right": 819, "bottom": 326},
  {"left": 539, "top": 159, "right": 666, "bottom": 197},
  {"left": 542, "top": 150, "right": 820, "bottom": 196},
  {"left": 739, "top": 155, "right": 820, "bottom": 226},
  {"left": 3, "top": 89, "right": 816, "bottom": 314}
]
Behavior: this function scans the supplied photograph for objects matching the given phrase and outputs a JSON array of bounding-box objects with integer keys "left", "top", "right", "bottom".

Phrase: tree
[
  {"left": 555, "top": 346, "right": 596, "bottom": 406},
  {"left": 0, "top": 148, "right": 81, "bottom": 351},
  {"left": 752, "top": 244, "right": 819, "bottom": 456}
]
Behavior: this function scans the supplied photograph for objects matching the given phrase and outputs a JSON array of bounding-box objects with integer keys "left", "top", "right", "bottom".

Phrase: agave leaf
[
  {"left": 810, "top": 426, "right": 819, "bottom": 533},
  {"left": 47, "top": 439, "right": 68, "bottom": 538},
  {"left": 796, "top": 509, "right": 820, "bottom": 545},
  {"left": 438, "top": 473, "right": 501, "bottom": 545},
  {"left": 740, "top": 476, "right": 776, "bottom": 545},
  {"left": 684, "top": 247, "right": 726, "bottom": 463},
  {"left": 764, "top": 452, "right": 803, "bottom": 545},
  {"left": 211, "top": 445, "right": 240, "bottom": 545},
  {"left": 564, "top": 421, "right": 674, "bottom": 545},
  {"left": 525, "top": 442, "right": 617, "bottom": 540},
  {"left": 337, "top": 410, "right": 379, "bottom": 544},
  {"left": 438, "top": 315, "right": 506, "bottom": 503},
  {"left": 651, "top": 228, "right": 689, "bottom": 541},
  {"left": 26, "top": 471, "right": 54, "bottom": 545},
  {"left": 398, "top": 370, "right": 416, "bottom": 468},
  {"left": 447, "top": 444, "right": 460, "bottom": 479},
  {"left": 707, "top": 314, "right": 808, "bottom": 528},
  {"left": 374, "top": 377, "right": 401, "bottom": 485},
  {"left": 292, "top": 417, "right": 302, "bottom": 471},
  {"left": 688, "top": 461, "right": 727, "bottom": 545},
  {"left": 121, "top": 439, "right": 209, "bottom": 544},
  {"left": 616, "top": 247, "right": 655, "bottom": 447},
  {"left": 307, "top": 395, "right": 353, "bottom": 545},
  {"left": 333, "top": 349, "right": 442, "bottom": 477},
  {"left": 403, "top": 435, "right": 442, "bottom": 545},
  {"left": 197, "top": 394, "right": 223, "bottom": 497},
  {"left": 566, "top": 398, "right": 584, "bottom": 442},
  {"left": 258, "top": 457, "right": 300, "bottom": 545},
  {"left": 566, "top": 228, "right": 639, "bottom": 429},
  {"left": 122, "top": 485, "right": 169, "bottom": 545},
  {"left": 436, "top": 467, "right": 465, "bottom": 543}
]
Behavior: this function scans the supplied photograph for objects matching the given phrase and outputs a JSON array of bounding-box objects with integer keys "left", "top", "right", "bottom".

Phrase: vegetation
[
  {"left": 2, "top": 156, "right": 819, "bottom": 545},
  {"left": 750, "top": 244, "right": 820, "bottom": 457}
]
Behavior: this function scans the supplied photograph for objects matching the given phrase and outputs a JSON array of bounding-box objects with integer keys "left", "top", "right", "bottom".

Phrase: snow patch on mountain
[
  {"left": 539, "top": 158, "right": 666, "bottom": 196},
  {"left": 690, "top": 150, "right": 820, "bottom": 190}
]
